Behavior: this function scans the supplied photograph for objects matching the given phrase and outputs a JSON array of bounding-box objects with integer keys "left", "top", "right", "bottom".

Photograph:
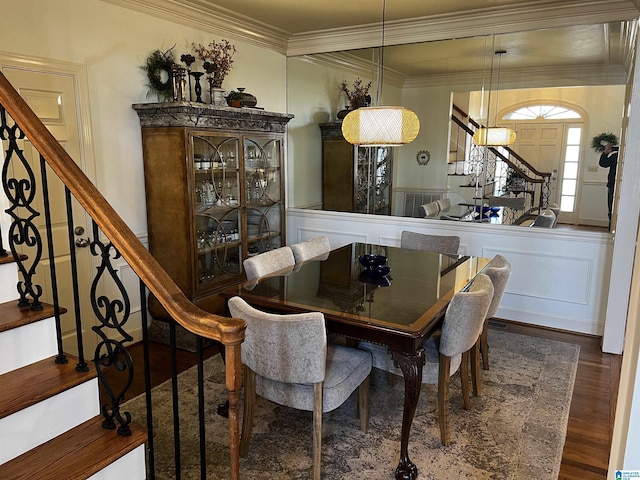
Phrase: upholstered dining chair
[
  {"left": 228, "top": 296, "right": 372, "bottom": 480},
  {"left": 436, "top": 197, "right": 452, "bottom": 211},
  {"left": 478, "top": 254, "right": 512, "bottom": 375},
  {"left": 242, "top": 245, "right": 295, "bottom": 281},
  {"left": 360, "top": 274, "right": 493, "bottom": 445},
  {"left": 290, "top": 235, "right": 331, "bottom": 265},
  {"left": 400, "top": 230, "right": 460, "bottom": 255},
  {"left": 530, "top": 208, "right": 557, "bottom": 228},
  {"left": 417, "top": 201, "right": 440, "bottom": 218}
]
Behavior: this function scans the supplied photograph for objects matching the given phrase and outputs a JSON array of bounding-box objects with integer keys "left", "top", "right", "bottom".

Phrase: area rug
[{"left": 123, "top": 329, "right": 580, "bottom": 479}]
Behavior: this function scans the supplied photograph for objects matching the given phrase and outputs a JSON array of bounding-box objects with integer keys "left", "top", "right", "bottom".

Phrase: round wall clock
[{"left": 416, "top": 150, "right": 431, "bottom": 166}]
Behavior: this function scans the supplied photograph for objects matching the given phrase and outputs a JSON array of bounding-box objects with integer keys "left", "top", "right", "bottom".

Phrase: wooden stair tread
[
  {"left": 0, "top": 301, "right": 65, "bottom": 333},
  {"left": 0, "top": 355, "right": 95, "bottom": 419},
  {"left": 0, "top": 253, "right": 27, "bottom": 265},
  {"left": 0, "top": 415, "right": 147, "bottom": 480}
]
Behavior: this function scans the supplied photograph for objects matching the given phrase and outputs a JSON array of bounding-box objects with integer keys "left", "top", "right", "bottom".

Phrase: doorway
[{"left": 1, "top": 56, "right": 99, "bottom": 355}]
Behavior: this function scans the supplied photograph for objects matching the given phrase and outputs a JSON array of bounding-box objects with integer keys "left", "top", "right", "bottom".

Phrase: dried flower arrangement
[
  {"left": 192, "top": 39, "right": 236, "bottom": 88},
  {"left": 341, "top": 77, "right": 372, "bottom": 109}
]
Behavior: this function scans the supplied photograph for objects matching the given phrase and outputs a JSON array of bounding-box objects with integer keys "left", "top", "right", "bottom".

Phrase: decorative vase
[
  {"left": 337, "top": 108, "right": 351, "bottom": 120},
  {"left": 211, "top": 88, "right": 226, "bottom": 106}
]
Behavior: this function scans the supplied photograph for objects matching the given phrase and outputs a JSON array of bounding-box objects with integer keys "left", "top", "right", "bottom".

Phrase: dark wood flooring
[{"left": 108, "top": 320, "right": 619, "bottom": 479}]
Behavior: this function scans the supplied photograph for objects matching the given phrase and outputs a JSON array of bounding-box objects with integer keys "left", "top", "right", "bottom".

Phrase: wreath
[
  {"left": 591, "top": 132, "right": 619, "bottom": 153},
  {"left": 141, "top": 46, "right": 175, "bottom": 101}
]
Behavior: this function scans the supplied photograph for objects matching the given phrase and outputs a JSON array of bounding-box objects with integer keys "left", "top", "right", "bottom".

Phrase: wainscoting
[{"left": 286, "top": 208, "right": 614, "bottom": 336}]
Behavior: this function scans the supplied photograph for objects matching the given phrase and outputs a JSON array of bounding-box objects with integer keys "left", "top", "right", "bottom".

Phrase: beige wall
[{"left": 0, "top": 0, "right": 287, "bottom": 235}]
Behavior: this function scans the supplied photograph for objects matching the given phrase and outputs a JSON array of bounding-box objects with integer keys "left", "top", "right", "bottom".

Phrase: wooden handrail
[
  {"left": 0, "top": 71, "right": 243, "bottom": 478},
  {"left": 452, "top": 104, "right": 552, "bottom": 178}
]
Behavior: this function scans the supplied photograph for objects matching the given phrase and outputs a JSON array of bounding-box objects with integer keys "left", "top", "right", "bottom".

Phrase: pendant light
[
  {"left": 473, "top": 50, "right": 516, "bottom": 146},
  {"left": 341, "top": 0, "right": 419, "bottom": 146}
]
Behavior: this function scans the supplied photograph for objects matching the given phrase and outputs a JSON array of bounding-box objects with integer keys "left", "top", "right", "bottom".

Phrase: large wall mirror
[{"left": 286, "top": 21, "right": 635, "bottom": 230}]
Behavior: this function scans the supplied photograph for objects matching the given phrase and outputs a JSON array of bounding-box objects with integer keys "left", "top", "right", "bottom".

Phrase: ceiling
[{"left": 103, "top": 0, "right": 640, "bottom": 83}]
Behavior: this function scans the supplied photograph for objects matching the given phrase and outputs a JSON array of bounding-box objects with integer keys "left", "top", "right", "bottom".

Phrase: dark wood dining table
[{"left": 223, "top": 242, "right": 490, "bottom": 480}]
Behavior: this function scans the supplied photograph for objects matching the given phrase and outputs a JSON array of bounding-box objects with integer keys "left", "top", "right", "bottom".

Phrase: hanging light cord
[{"left": 494, "top": 50, "right": 506, "bottom": 127}]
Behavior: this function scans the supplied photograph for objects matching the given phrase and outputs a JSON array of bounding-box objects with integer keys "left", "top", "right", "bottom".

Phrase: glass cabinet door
[
  {"left": 244, "top": 137, "right": 283, "bottom": 257},
  {"left": 356, "top": 146, "right": 392, "bottom": 215},
  {"left": 193, "top": 134, "right": 241, "bottom": 289}
]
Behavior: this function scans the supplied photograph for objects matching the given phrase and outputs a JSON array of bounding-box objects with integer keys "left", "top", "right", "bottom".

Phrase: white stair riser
[
  {"left": 0, "top": 378, "right": 99, "bottom": 464},
  {"left": 87, "top": 445, "right": 147, "bottom": 480},
  {"left": 0, "top": 317, "right": 58, "bottom": 375},
  {"left": 0, "top": 263, "right": 19, "bottom": 303}
]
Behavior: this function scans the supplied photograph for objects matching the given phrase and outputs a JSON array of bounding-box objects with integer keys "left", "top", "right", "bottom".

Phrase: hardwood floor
[{"left": 109, "top": 321, "right": 620, "bottom": 479}]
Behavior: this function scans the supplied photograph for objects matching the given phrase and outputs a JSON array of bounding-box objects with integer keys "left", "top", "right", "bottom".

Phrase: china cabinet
[
  {"left": 133, "top": 102, "right": 293, "bottom": 321},
  {"left": 320, "top": 122, "right": 393, "bottom": 215}
]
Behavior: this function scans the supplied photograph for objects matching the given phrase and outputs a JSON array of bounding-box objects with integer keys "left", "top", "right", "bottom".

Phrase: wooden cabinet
[
  {"left": 320, "top": 122, "right": 393, "bottom": 215},
  {"left": 133, "top": 102, "right": 293, "bottom": 316}
]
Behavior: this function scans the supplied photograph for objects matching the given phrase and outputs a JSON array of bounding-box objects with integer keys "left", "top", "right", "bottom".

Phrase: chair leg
[
  {"left": 460, "top": 350, "right": 471, "bottom": 410},
  {"left": 438, "top": 354, "right": 451, "bottom": 446},
  {"left": 480, "top": 319, "right": 490, "bottom": 370},
  {"left": 313, "top": 382, "right": 323, "bottom": 480},
  {"left": 471, "top": 340, "right": 482, "bottom": 397},
  {"left": 358, "top": 375, "right": 370, "bottom": 432},
  {"left": 240, "top": 366, "right": 256, "bottom": 457}
]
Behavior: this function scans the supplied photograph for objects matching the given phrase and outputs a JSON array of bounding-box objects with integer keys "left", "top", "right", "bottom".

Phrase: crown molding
[
  {"left": 403, "top": 64, "right": 629, "bottom": 89},
  {"left": 99, "top": 0, "right": 290, "bottom": 53},
  {"left": 293, "top": 52, "right": 406, "bottom": 88},
  {"left": 286, "top": 0, "right": 640, "bottom": 56}
]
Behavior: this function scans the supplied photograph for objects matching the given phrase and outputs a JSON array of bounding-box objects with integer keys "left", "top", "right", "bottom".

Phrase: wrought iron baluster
[
  {"left": 64, "top": 187, "right": 88, "bottom": 371},
  {"left": 197, "top": 335, "right": 207, "bottom": 479},
  {"left": 39, "top": 155, "right": 68, "bottom": 365},
  {"left": 169, "top": 320, "right": 182, "bottom": 479},
  {"left": 0, "top": 105, "right": 43, "bottom": 310},
  {"left": 89, "top": 219, "right": 134, "bottom": 436},
  {"left": 140, "top": 281, "right": 156, "bottom": 479}
]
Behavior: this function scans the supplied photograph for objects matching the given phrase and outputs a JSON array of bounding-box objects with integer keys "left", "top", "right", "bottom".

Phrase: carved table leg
[{"left": 391, "top": 348, "right": 425, "bottom": 480}]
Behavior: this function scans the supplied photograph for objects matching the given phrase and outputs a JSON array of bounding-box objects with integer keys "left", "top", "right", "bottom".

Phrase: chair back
[
  {"left": 243, "top": 246, "right": 295, "bottom": 281},
  {"left": 228, "top": 296, "right": 327, "bottom": 384},
  {"left": 439, "top": 273, "right": 493, "bottom": 357},
  {"left": 290, "top": 236, "right": 331, "bottom": 264},
  {"left": 530, "top": 209, "right": 556, "bottom": 228},
  {"left": 436, "top": 198, "right": 452, "bottom": 211},
  {"left": 484, "top": 255, "right": 512, "bottom": 318},
  {"left": 418, "top": 201, "right": 440, "bottom": 218},
  {"left": 400, "top": 230, "right": 460, "bottom": 255}
]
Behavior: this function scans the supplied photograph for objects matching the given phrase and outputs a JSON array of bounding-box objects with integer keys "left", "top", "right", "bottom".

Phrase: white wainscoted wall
[{"left": 287, "top": 208, "right": 613, "bottom": 336}]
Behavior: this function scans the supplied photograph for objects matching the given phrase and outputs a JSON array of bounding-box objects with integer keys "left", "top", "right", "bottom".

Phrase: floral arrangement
[
  {"left": 591, "top": 132, "right": 619, "bottom": 152},
  {"left": 341, "top": 77, "right": 372, "bottom": 109},
  {"left": 141, "top": 46, "right": 176, "bottom": 101},
  {"left": 192, "top": 39, "right": 236, "bottom": 88}
]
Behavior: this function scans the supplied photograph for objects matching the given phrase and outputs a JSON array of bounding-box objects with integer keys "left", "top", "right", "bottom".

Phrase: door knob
[{"left": 75, "top": 237, "right": 90, "bottom": 248}]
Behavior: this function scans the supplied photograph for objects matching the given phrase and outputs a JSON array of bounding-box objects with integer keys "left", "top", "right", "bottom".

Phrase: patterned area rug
[{"left": 124, "top": 329, "right": 579, "bottom": 479}]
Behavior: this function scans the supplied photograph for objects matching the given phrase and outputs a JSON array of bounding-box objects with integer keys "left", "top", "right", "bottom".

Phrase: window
[
  {"left": 560, "top": 127, "right": 582, "bottom": 211},
  {"left": 504, "top": 105, "right": 581, "bottom": 120}
]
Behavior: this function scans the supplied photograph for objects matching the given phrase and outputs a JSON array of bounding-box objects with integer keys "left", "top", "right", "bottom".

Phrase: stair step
[
  {"left": 0, "top": 302, "right": 62, "bottom": 375},
  {"left": 0, "top": 355, "right": 95, "bottom": 420},
  {"left": 0, "top": 355, "right": 99, "bottom": 463},
  {"left": 0, "top": 415, "right": 147, "bottom": 480},
  {"left": 0, "top": 301, "right": 60, "bottom": 333}
]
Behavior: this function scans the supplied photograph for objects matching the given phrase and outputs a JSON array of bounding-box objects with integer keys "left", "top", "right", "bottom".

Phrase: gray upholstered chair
[
  {"left": 242, "top": 246, "right": 295, "bottom": 281},
  {"left": 360, "top": 274, "right": 493, "bottom": 445},
  {"left": 228, "top": 296, "right": 372, "bottom": 480},
  {"left": 530, "top": 208, "right": 557, "bottom": 228},
  {"left": 400, "top": 230, "right": 460, "bottom": 255},
  {"left": 479, "top": 255, "right": 512, "bottom": 374},
  {"left": 290, "top": 235, "right": 331, "bottom": 265},
  {"left": 417, "top": 201, "right": 440, "bottom": 218},
  {"left": 436, "top": 197, "right": 452, "bottom": 211}
]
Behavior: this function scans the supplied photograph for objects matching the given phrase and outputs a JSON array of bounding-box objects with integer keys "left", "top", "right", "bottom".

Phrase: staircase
[{"left": 0, "top": 254, "right": 147, "bottom": 479}]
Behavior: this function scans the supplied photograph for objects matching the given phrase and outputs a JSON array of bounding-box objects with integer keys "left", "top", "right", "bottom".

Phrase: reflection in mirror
[{"left": 286, "top": 21, "right": 635, "bottom": 231}]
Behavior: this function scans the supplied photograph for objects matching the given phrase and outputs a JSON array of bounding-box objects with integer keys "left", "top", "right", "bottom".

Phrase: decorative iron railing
[{"left": 0, "top": 71, "right": 244, "bottom": 479}]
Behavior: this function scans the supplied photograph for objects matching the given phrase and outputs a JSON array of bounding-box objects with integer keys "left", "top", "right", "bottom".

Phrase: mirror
[{"left": 286, "top": 21, "right": 633, "bottom": 229}]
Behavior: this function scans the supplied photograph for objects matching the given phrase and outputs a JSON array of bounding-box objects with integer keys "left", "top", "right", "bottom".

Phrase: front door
[
  {"left": 509, "top": 122, "right": 565, "bottom": 221},
  {"left": 1, "top": 64, "right": 98, "bottom": 356}
]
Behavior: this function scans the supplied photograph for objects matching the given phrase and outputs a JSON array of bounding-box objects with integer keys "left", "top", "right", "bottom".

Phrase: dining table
[{"left": 223, "top": 242, "right": 490, "bottom": 480}]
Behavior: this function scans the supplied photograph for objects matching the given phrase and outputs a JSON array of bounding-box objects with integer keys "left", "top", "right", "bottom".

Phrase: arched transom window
[{"left": 504, "top": 105, "right": 581, "bottom": 120}]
